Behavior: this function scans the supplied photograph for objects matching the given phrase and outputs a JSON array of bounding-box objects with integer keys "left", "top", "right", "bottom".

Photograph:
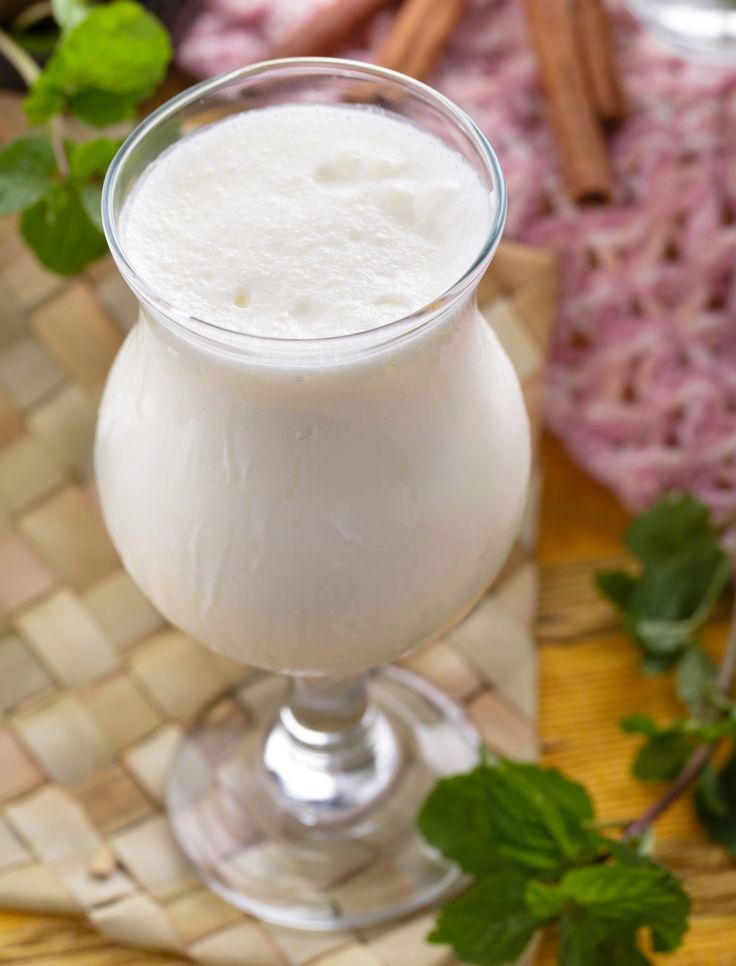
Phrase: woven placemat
[{"left": 0, "top": 93, "right": 556, "bottom": 966}]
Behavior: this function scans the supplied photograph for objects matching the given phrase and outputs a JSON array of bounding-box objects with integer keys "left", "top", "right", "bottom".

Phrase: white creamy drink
[{"left": 96, "top": 103, "right": 530, "bottom": 674}]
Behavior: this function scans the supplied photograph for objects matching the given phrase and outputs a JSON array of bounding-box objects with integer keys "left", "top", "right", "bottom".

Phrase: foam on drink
[{"left": 120, "top": 104, "right": 491, "bottom": 338}]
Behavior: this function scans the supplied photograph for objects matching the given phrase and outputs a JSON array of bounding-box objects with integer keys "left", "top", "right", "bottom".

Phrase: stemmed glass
[{"left": 97, "top": 59, "right": 530, "bottom": 930}]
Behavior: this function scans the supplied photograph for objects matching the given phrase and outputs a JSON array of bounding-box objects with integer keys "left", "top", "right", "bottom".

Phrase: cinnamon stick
[
  {"left": 377, "top": 0, "right": 468, "bottom": 80},
  {"left": 575, "top": 0, "right": 626, "bottom": 123},
  {"left": 523, "top": 0, "right": 612, "bottom": 203},
  {"left": 270, "top": 0, "right": 393, "bottom": 59}
]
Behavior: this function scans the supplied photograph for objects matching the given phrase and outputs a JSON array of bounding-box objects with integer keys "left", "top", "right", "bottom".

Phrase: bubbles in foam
[{"left": 121, "top": 104, "right": 492, "bottom": 339}]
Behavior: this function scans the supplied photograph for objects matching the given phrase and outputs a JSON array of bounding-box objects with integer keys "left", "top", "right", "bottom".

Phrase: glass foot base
[{"left": 167, "top": 666, "right": 480, "bottom": 930}]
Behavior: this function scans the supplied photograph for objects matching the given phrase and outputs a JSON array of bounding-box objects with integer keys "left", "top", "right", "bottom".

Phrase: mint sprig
[
  {"left": 422, "top": 493, "right": 736, "bottom": 964},
  {"left": 420, "top": 760, "right": 690, "bottom": 965},
  {"left": 621, "top": 711, "right": 736, "bottom": 782},
  {"left": 597, "top": 493, "right": 729, "bottom": 702},
  {"left": 0, "top": 0, "right": 171, "bottom": 275},
  {"left": 0, "top": 132, "right": 122, "bottom": 274},
  {"left": 25, "top": 1, "right": 171, "bottom": 126},
  {"left": 596, "top": 493, "right": 736, "bottom": 856}
]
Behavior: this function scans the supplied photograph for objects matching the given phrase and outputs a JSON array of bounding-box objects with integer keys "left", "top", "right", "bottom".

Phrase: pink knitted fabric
[{"left": 178, "top": 0, "right": 736, "bottom": 519}]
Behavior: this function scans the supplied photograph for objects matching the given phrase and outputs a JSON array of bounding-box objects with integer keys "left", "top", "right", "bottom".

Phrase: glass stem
[
  {"left": 283, "top": 674, "right": 371, "bottom": 752},
  {"left": 263, "top": 673, "right": 401, "bottom": 826}
]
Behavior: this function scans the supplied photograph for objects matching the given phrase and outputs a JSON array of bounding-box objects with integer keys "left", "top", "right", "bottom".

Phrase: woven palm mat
[{"left": 0, "top": 102, "right": 556, "bottom": 966}]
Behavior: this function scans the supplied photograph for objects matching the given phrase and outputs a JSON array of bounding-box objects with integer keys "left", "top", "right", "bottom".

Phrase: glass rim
[{"left": 102, "top": 57, "right": 507, "bottom": 354}]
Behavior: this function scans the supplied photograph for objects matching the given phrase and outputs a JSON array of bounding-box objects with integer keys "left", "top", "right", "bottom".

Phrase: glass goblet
[{"left": 97, "top": 59, "right": 531, "bottom": 931}]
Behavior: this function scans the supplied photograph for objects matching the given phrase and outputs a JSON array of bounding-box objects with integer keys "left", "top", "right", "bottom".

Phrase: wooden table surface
[{"left": 1, "top": 434, "right": 734, "bottom": 965}]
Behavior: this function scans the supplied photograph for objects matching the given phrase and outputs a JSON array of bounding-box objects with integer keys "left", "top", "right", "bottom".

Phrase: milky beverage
[{"left": 95, "top": 104, "right": 530, "bottom": 674}]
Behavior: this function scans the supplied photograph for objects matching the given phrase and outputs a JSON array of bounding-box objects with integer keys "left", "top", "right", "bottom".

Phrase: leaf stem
[
  {"left": 624, "top": 745, "right": 712, "bottom": 840},
  {"left": 0, "top": 28, "right": 41, "bottom": 86},
  {"left": 49, "top": 117, "right": 69, "bottom": 177},
  {"left": 624, "top": 593, "right": 736, "bottom": 841},
  {"left": 13, "top": 2, "right": 54, "bottom": 32}
]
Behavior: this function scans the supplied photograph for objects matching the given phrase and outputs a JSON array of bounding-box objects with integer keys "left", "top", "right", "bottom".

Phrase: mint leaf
[
  {"left": 419, "top": 761, "right": 600, "bottom": 879},
  {"left": 640, "top": 652, "right": 682, "bottom": 676},
  {"left": 25, "top": 1, "right": 171, "bottom": 125},
  {"left": 622, "top": 714, "right": 695, "bottom": 781},
  {"left": 695, "top": 751, "right": 736, "bottom": 855},
  {"left": 68, "top": 137, "right": 121, "bottom": 180},
  {"left": 0, "top": 135, "right": 56, "bottom": 216},
  {"left": 524, "top": 879, "right": 565, "bottom": 919},
  {"left": 20, "top": 181, "right": 106, "bottom": 275},
  {"left": 428, "top": 874, "right": 542, "bottom": 966},
  {"left": 696, "top": 763, "right": 729, "bottom": 818},
  {"left": 559, "top": 861, "right": 690, "bottom": 951},
  {"left": 418, "top": 765, "right": 498, "bottom": 875},
  {"left": 59, "top": 0, "right": 170, "bottom": 96},
  {"left": 69, "top": 88, "right": 139, "bottom": 126},
  {"left": 518, "top": 762, "right": 595, "bottom": 821},
  {"left": 77, "top": 182, "right": 102, "bottom": 230},
  {"left": 597, "top": 494, "right": 729, "bottom": 670},
  {"left": 623, "top": 711, "right": 736, "bottom": 744},
  {"left": 620, "top": 713, "right": 661, "bottom": 737},
  {"left": 626, "top": 545, "right": 727, "bottom": 652},
  {"left": 633, "top": 733, "right": 693, "bottom": 782},
  {"left": 64, "top": 137, "right": 121, "bottom": 231},
  {"left": 559, "top": 912, "right": 650, "bottom": 966},
  {"left": 421, "top": 757, "right": 691, "bottom": 966},
  {"left": 52, "top": 0, "right": 90, "bottom": 31},
  {"left": 692, "top": 717, "right": 736, "bottom": 741},
  {"left": 625, "top": 493, "right": 716, "bottom": 564},
  {"left": 23, "top": 80, "right": 65, "bottom": 124},
  {"left": 596, "top": 572, "right": 636, "bottom": 611},
  {"left": 676, "top": 645, "right": 716, "bottom": 712}
]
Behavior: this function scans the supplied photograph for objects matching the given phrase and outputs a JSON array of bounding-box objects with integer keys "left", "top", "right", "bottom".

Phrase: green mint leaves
[
  {"left": 419, "top": 760, "right": 599, "bottom": 879},
  {"left": 0, "top": 1, "right": 170, "bottom": 275},
  {"left": 67, "top": 136, "right": 122, "bottom": 230},
  {"left": 595, "top": 493, "right": 736, "bottom": 858},
  {"left": 621, "top": 712, "right": 736, "bottom": 783},
  {"left": 21, "top": 179, "right": 108, "bottom": 275},
  {"left": 1, "top": 134, "right": 121, "bottom": 275},
  {"left": 420, "top": 492, "right": 736, "bottom": 964},
  {"left": 675, "top": 644, "right": 718, "bottom": 714},
  {"left": 420, "top": 759, "right": 690, "bottom": 965},
  {"left": 621, "top": 714, "right": 698, "bottom": 782},
  {"left": 429, "top": 873, "right": 543, "bottom": 966},
  {"left": 25, "top": 2, "right": 171, "bottom": 126},
  {"left": 597, "top": 494, "right": 729, "bottom": 704},
  {"left": 543, "top": 861, "right": 688, "bottom": 953},
  {"left": 0, "top": 135, "right": 56, "bottom": 215}
]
